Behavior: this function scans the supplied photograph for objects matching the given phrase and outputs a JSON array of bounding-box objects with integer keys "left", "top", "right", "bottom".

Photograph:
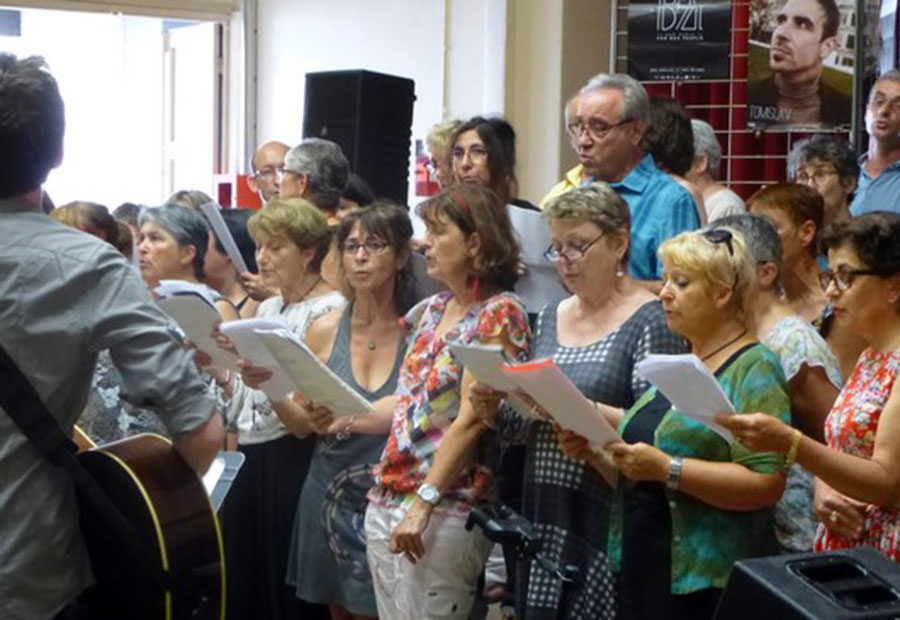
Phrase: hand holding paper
[
  {"left": 498, "top": 358, "right": 620, "bottom": 486},
  {"left": 154, "top": 281, "right": 239, "bottom": 371},
  {"left": 256, "top": 329, "right": 375, "bottom": 417},
  {"left": 448, "top": 343, "right": 537, "bottom": 420}
]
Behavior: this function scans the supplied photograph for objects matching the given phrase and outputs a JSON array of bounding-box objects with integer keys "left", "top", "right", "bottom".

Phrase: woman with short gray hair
[
  {"left": 718, "top": 213, "right": 841, "bottom": 553},
  {"left": 686, "top": 119, "right": 746, "bottom": 222},
  {"left": 481, "top": 182, "right": 687, "bottom": 617}
]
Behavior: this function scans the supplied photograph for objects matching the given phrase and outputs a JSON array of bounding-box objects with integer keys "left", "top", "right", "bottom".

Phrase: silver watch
[
  {"left": 666, "top": 457, "right": 683, "bottom": 491},
  {"left": 416, "top": 483, "right": 442, "bottom": 506}
]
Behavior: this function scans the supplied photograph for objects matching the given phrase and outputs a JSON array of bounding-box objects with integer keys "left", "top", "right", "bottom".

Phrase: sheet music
[
  {"left": 508, "top": 206, "right": 567, "bottom": 312},
  {"left": 500, "top": 358, "right": 620, "bottom": 486},
  {"left": 257, "top": 329, "right": 376, "bottom": 417},
  {"left": 200, "top": 202, "right": 250, "bottom": 274},
  {"left": 635, "top": 354, "right": 736, "bottom": 442},
  {"left": 155, "top": 279, "right": 219, "bottom": 308},
  {"left": 156, "top": 296, "right": 239, "bottom": 371},
  {"left": 219, "top": 317, "right": 295, "bottom": 400},
  {"left": 447, "top": 343, "right": 537, "bottom": 419}
]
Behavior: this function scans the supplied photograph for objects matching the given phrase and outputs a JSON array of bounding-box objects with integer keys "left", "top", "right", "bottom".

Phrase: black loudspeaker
[
  {"left": 714, "top": 547, "right": 900, "bottom": 619},
  {"left": 303, "top": 69, "right": 415, "bottom": 204}
]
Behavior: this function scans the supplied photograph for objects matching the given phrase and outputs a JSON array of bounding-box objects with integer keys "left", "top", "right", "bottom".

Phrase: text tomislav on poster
[
  {"left": 628, "top": 0, "right": 733, "bottom": 82},
  {"left": 747, "top": 0, "right": 855, "bottom": 130}
]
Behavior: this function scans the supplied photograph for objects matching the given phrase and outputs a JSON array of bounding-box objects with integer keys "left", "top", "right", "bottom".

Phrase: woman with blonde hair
[
  {"left": 559, "top": 227, "right": 790, "bottom": 619},
  {"left": 214, "top": 197, "right": 343, "bottom": 620}
]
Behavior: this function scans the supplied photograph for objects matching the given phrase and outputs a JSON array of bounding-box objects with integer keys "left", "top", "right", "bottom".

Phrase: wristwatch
[
  {"left": 666, "top": 457, "right": 683, "bottom": 491},
  {"left": 416, "top": 483, "right": 442, "bottom": 506}
]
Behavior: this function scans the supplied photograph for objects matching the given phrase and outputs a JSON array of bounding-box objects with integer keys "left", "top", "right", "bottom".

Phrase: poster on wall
[
  {"left": 628, "top": 0, "right": 733, "bottom": 81},
  {"left": 747, "top": 0, "right": 855, "bottom": 129}
]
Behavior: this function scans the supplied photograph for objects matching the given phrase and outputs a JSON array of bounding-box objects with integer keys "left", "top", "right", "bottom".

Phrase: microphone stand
[{"left": 466, "top": 504, "right": 579, "bottom": 620}]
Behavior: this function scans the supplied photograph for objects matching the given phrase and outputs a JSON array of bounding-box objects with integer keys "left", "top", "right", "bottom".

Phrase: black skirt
[{"left": 219, "top": 434, "right": 328, "bottom": 620}]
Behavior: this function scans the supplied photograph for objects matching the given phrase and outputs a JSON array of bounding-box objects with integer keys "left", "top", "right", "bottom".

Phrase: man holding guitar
[{"left": 0, "top": 54, "right": 225, "bottom": 620}]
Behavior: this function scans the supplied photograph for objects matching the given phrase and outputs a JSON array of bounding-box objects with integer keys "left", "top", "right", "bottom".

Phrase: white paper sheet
[
  {"left": 500, "top": 358, "right": 620, "bottom": 486},
  {"left": 200, "top": 202, "right": 250, "bottom": 274},
  {"left": 219, "top": 317, "right": 295, "bottom": 400},
  {"left": 257, "top": 329, "right": 376, "bottom": 417},
  {"left": 508, "top": 206, "right": 567, "bottom": 312},
  {"left": 156, "top": 296, "right": 239, "bottom": 371},
  {"left": 448, "top": 343, "right": 537, "bottom": 419},
  {"left": 155, "top": 279, "right": 219, "bottom": 308},
  {"left": 635, "top": 354, "right": 736, "bottom": 442}
]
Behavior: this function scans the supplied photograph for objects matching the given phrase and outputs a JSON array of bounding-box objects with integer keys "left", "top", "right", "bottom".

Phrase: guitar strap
[{"left": 0, "top": 341, "right": 177, "bottom": 594}]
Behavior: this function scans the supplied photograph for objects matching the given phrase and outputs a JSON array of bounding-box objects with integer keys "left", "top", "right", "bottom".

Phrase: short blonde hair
[
  {"left": 658, "top": 227, "right": 756, "bottom": 310},
  {"left": 426, "top": 119, "right": 461, "bottom": 158},
  {"left": 248, "top": 197, "right": 331, "bottom": 272}
]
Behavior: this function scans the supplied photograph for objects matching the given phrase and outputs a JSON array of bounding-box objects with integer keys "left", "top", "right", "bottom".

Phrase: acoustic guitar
[{"left": 75, "top": 433, "right": 226, "bottom": 620}]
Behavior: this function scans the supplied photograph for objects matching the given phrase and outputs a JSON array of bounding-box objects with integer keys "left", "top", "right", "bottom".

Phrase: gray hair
[
  {"left": 284, "top": 138, "right": 350, "bottom": 211},
  {"left": 787, "top": 135, "right": 859, "bottom": 186},
  {"left": 875, "top": 69, "right": 900, "bottom": 91},
  {"left": 544, "top": 182, "right": 631, "bottom": 265},
  {"left": 581, "top": 73, "right": 649, "bottom": 125},
  {"left": 715, "top": 213, "right": 784, "bottom": 293},
  {"left": 139, "top": 204, "right": 210, "bottom": 281},
  {"left": 691, "top": 119, "right": 723, "bottom": 179}
]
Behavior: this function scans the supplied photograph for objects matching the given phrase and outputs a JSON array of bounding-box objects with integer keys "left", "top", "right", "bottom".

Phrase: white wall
[{"left": 255, "top": 0, "right": 445, "bottom": 154}]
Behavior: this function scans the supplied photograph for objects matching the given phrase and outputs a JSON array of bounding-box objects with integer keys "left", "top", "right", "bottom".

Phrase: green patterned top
[{"left": 608, "top": 343, "right": 791, "bottom": 594}]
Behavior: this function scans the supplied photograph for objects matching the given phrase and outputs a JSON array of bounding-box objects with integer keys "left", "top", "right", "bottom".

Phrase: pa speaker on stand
[{"left": 303, "top": 69, "right": 415, "bottom": 204}]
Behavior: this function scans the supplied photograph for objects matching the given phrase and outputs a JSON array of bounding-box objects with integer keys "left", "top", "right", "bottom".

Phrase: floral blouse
[
  {"left": 815, "top": 347, "right": 900, "bottom": 561},
  {"left": 371, "top": 290, "right": 531, "bottom": 514}
]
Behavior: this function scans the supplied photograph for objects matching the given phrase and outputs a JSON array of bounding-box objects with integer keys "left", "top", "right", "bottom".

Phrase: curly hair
[{"left": 822, "top": 212, "right": 900, "bottom": 272}]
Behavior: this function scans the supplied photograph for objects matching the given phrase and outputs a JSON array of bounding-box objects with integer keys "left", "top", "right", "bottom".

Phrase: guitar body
[{"left": 76, "top": 434, "right": 225, "bottom": 620}]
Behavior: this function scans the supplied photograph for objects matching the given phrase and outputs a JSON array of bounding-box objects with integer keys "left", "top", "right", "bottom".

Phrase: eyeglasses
[
  {"left": 819, "top": 266, "right": 893, "bottom": 292},
  {"left": 341, "top": 239, "right": 390, "bottom": 256},
  {"left": 795, "top": 167, "right": 838, "bottom": 185},
  {"left": 543, "top": 233, "right": 605, "bottom": 263},
  {"left": 253, "top": 165, "right": 284, "bottom": 179},
  {"left": 702, "top": 228, "right": 734, "bottom": 255},
  {"left": 276, "top": 168, "right": 302, "bottom": 181},
  {"left": 565, "top": 118, "right": 633, "bottom": 141}
]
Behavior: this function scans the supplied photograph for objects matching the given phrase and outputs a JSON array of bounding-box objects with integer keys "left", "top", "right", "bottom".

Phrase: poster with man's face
[{"left": 747, "top": 0, "right": 855, "bottom": 129}]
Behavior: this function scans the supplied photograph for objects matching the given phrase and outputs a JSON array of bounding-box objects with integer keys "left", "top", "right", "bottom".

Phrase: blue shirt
[
  {"left": 592, "top": 154, "right": 700, "bottom": 279},
  {"left": 850, "top": 156, "right": 900, "bottom": 216}
]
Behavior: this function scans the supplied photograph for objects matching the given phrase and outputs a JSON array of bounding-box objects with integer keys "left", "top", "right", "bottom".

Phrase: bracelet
[
  {"left": 336, "top": 415, "right": 357, "bottom": 441},
  {"left": 666, "top": 457, "right": 683, "bottom": 491},
  {"left": 784, "top": 429, "right": 802, "bottom": 469}
]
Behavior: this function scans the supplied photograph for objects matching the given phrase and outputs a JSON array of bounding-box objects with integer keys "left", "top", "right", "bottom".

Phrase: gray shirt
[{"left": 0, "top": 196, "right": 217, "bottom": 619}]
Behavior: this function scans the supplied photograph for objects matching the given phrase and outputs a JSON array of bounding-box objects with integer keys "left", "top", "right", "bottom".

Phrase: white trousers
[{"left": 365, "top": 501, "right": 493, "bottom": 620}]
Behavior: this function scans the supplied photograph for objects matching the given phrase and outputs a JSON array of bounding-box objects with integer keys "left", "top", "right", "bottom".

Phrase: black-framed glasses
[
  {"left": 543, "top": 233, "right": 605, "bottom": 263},
  {"left": 565, "top": 118, "right": 633, "bottom": 141},
  {"left": 341, "top": 239, "right": 390, "bottom": 256},
  {"left": 702, "top": 228, "right": 734, "bottom": 255},
  {"left": 819, "top": 266, "right": 893, "bottom": 292}
]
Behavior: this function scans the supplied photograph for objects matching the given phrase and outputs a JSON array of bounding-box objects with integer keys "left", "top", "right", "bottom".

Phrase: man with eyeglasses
[
  {"left": 788, "top": 135, "right": 857, "bottom": 225},
  {"left": 247, "top": 140, "right": 290, "bottom": 205},
  {"left": 544, "top": 73, "right": 699, "bottom": 287},
  {"left": 850, "top": 71, "right": 900, "bottom": 216}
]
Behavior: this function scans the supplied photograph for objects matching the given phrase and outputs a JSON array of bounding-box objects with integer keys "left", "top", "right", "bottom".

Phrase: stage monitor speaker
[
  {"left": 713, "top": 547, "right": 900, "bottom": 619},
  {"left": 303, "top": 69, "right": 415, "bottom": 204}
]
